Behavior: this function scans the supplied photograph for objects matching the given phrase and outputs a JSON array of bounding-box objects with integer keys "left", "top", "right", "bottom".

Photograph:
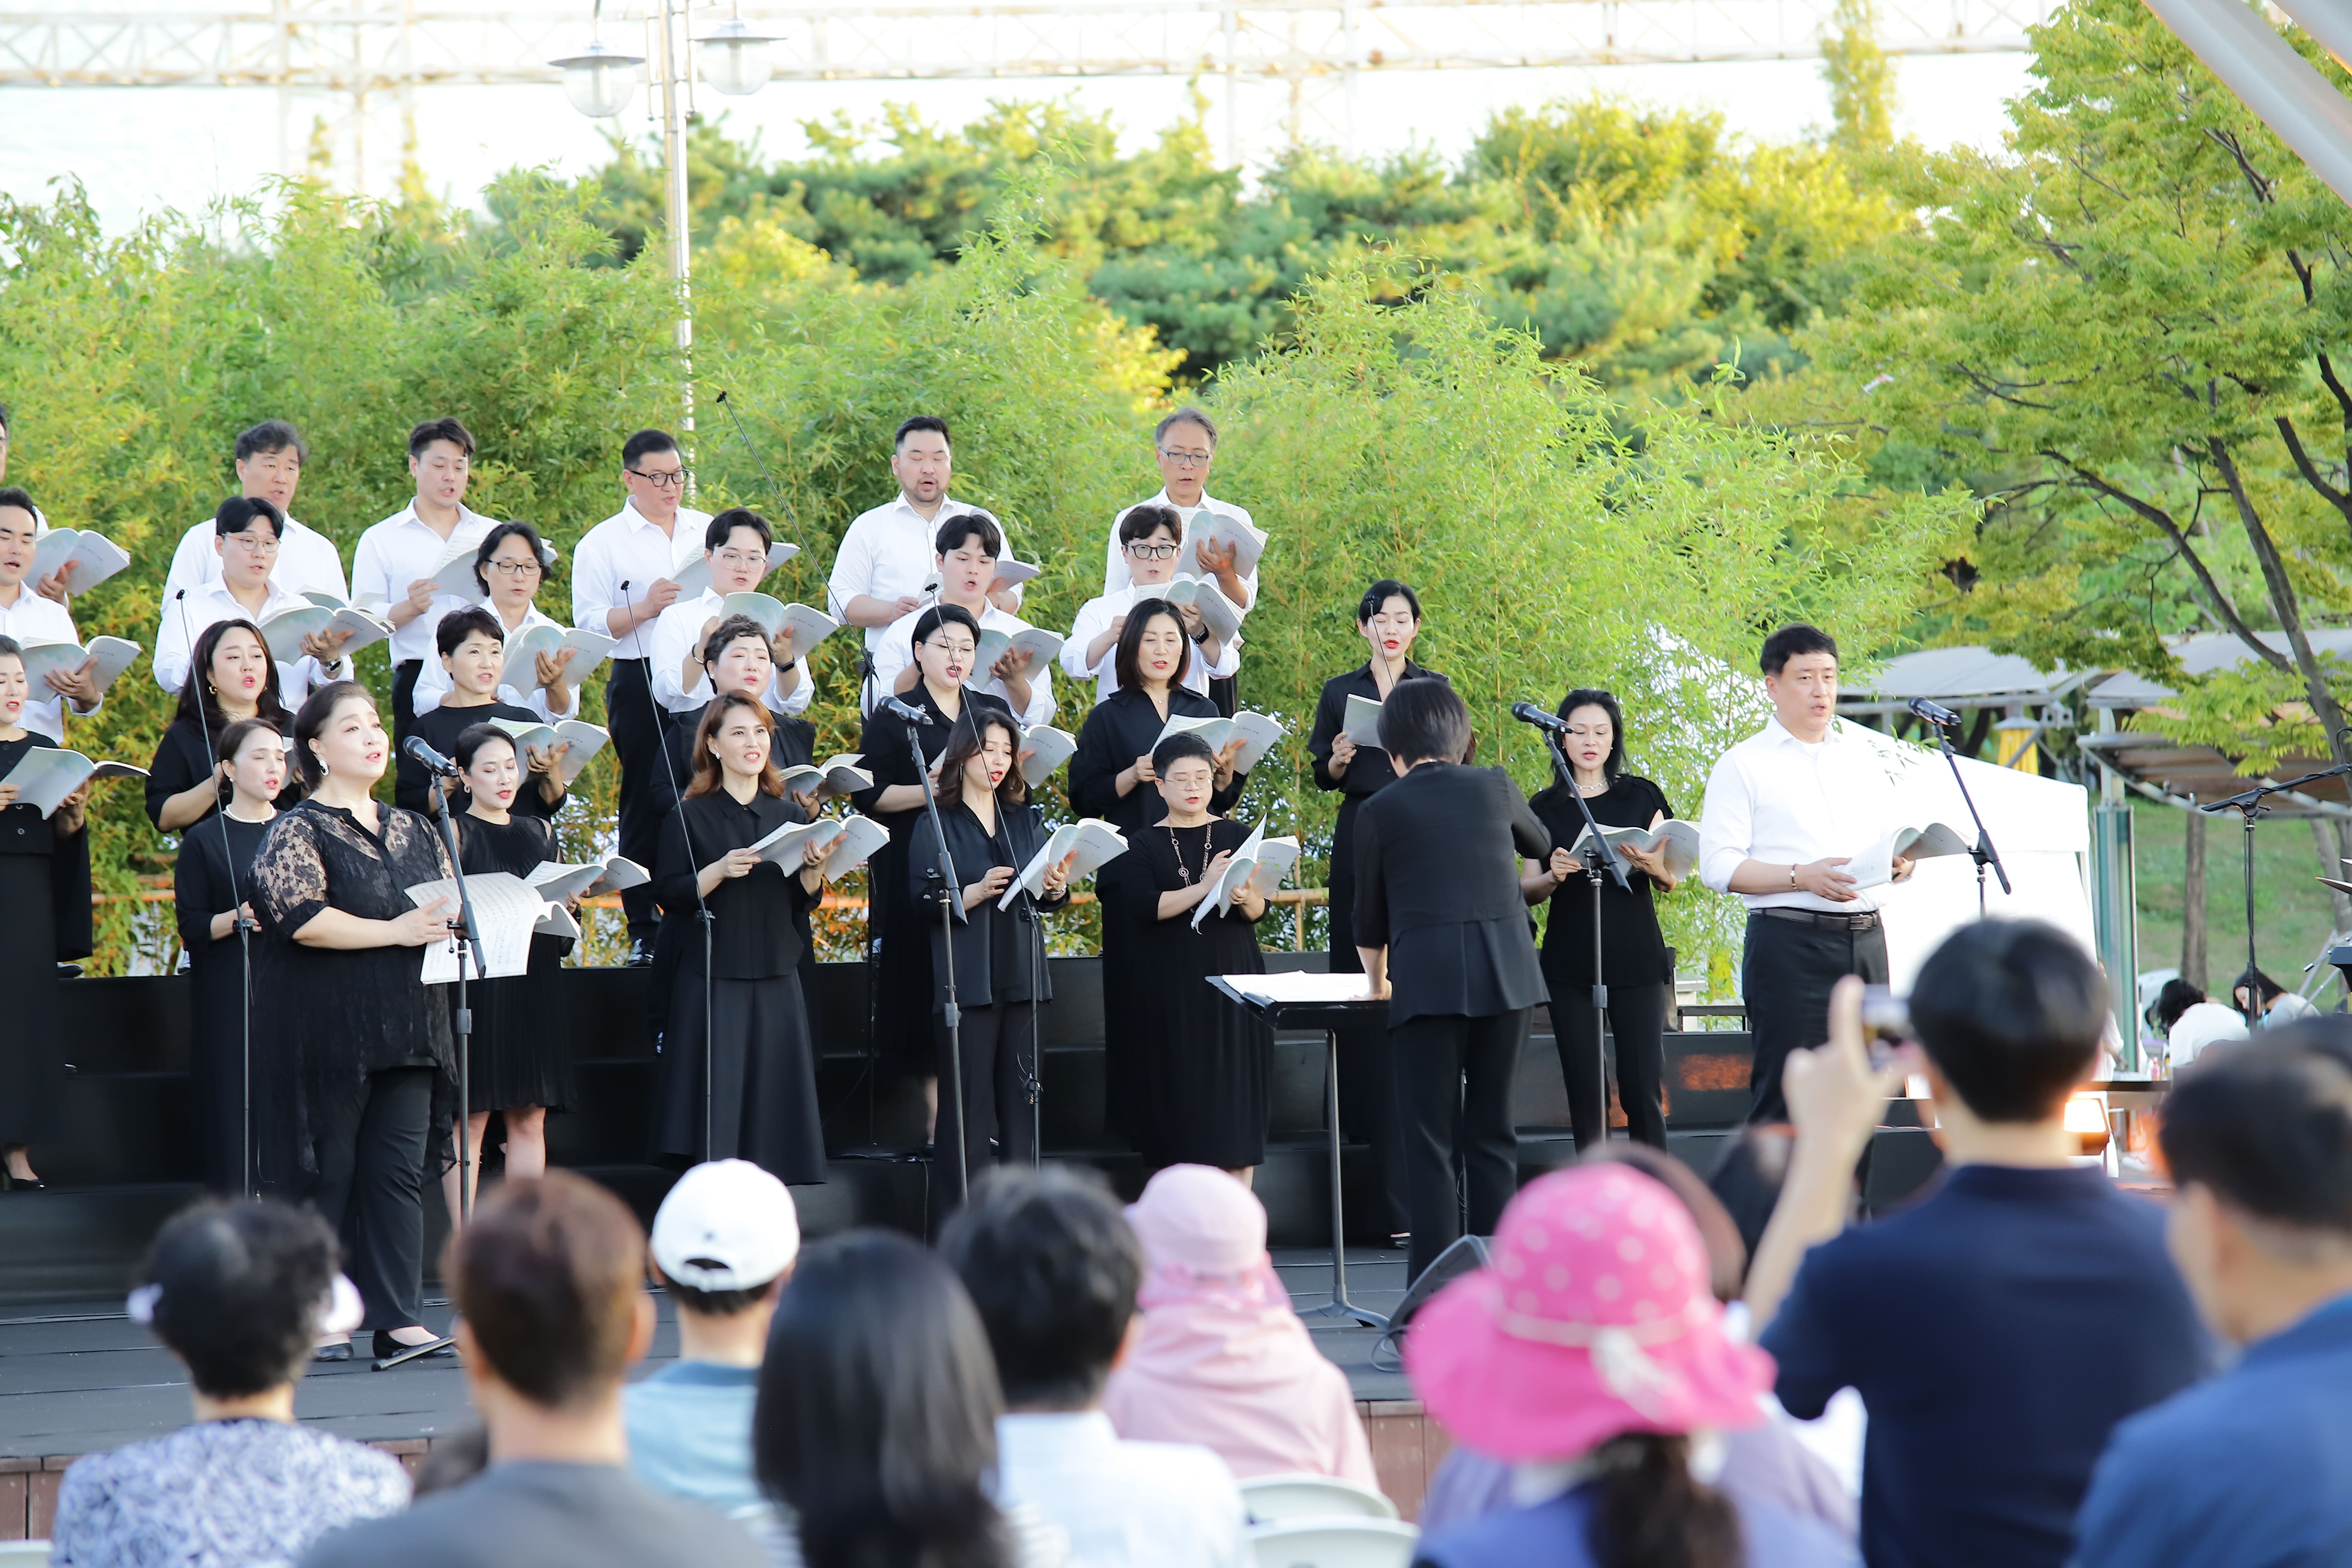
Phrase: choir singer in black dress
[
  {"left": 909, "top": 706, "right": 1073, "bottom": 1189},
  {"left": 173, "top": 715, "right": 286, "bottom": 1193},
  {"left": 248, "top": 681, "right": 456, "bottom": 1360},
  {"left": 0, "top": 636, "right": 88, "bottom": 1193},
  {"left": 1521, "top": 688, "right": 1681, "bottom": 1151},
  {"left": 1352, "top": 677, "right": 1548, "bottom": 1283},
  {"left": 145, "top": 618, "right": 299, "bottom": 833},
  {"left": 650, "top": 690, "right": 831, "bottom": 1184},
  {"left": 1305, "top": 578, "right": 1438, "bottom": 1246},
  {"left": 1095, "top": 731, "right": 1274, "bottom": 1181},
  {"left": 402, "top": 607, "right": 566, "bottom": 819}
]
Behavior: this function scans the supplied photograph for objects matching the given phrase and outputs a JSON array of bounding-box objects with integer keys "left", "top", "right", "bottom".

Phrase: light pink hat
[{"left": 1404, "top": 1163, "right": 1775, "bottom": 1460}]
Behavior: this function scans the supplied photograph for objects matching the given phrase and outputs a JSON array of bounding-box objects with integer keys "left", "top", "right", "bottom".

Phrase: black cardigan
[
  {"left": 907, "top": 794, "right": 1067, "bottom": 1010},
  {"left": 650, "top": 786, "right": 819, "bottom": 979},
  {"left": 1069, "top": 686, "right": 1247, "bottom": 835}
]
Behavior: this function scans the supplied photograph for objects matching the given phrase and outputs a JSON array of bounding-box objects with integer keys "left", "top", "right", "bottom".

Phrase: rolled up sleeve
[{"left": 1696, "top": 750, "right": 1754, "bottom": 895}]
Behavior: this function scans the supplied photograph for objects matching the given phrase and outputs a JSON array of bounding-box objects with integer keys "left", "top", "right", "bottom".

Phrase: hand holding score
[
  {"left": 1040, "top": 850, "right": 1078, "bottom": 897},
  {"left": 1795, "top": 856, "right": 1860, "bottom": 902},
  {"left": 963, "top": 864, "right": 1015, "bottom": 908},
  {"left": 534, "top": 647, "right": 575, "bottom": 691},
  {"left": 391, "top": 896, "right": 456, "bottom": 947},
  {"left": 720, "top": 845, "right": 763, "bottom": 879},
  {"left": 1328, "top": 732, "right": 1357, "bottom": 774}
]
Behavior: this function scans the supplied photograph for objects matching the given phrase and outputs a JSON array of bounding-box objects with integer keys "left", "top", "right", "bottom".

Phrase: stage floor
[{"left": 0, "top": 1245, "right": 1416, "bottom": 1464}]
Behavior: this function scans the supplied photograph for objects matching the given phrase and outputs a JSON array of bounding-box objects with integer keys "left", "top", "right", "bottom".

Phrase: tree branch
[
  {"left": 2207, "top": 435, "right": 2352, "bottom": 768},
  {"left": 2277, "top": 415, "right": 2352, "bottom": 554}
]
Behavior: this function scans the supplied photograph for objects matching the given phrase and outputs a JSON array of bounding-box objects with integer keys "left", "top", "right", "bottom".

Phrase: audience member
[
  {"left": 627, "top": 1160, "right": 802, "bottom": 1515},
  {"left": 941, "top": 1166, "right": 1248, "bottom": 1568},
  {"left": 2154, "top": 977, "right": 2249, "bottom": 1070},
  {"left": 414, "top": 1427, "right": 491, "bottom": 1498},
  {"left": 1408, "top": 1164, "right": 1855, "bottom": 1568},
  {"left": 1746, "top": 920, "right": 2210, "bottom": 1568},
  {"left": 752, "top": 1228, "right": 1071, "bottom": 1568},
  {"left": 52, "top": 1200, "right": 409, "bottom": 1568},
  {"left": 2074, "top": 1023, "right": 2352, "bottom": 1567},
  {"left": 2234, "top": 967, "right": 2320, "bottom": 1029},
  {"left": 1100, "top": 1165, "right": 1377, "bottom": 1488},
  {"left": 299, "top": 1172, "right": 764, "bottom": 1568}
]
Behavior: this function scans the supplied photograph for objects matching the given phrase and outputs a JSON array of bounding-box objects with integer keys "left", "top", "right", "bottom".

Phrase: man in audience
[
  {"left": 1744, "top": 919, "right": 2208, "bottom": 1568},
  {"left": 625, "top": 1159, "right": 799, "bottom": 1517},
  {"left": 2073, "top": 1024, "right": 2352, "bottom": 1566},
  {"left": 161, "top": 420, "right": 348, "bottom": 603},
  {"left": 299, "top": 1171, "right": 764, "bottom": 1568},
  {"left": 940, "top": 1166, "right": 1249, "bottom": 1568}
]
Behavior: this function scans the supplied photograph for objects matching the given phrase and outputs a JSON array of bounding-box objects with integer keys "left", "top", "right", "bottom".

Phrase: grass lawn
[{"left": 2130, "top": 799, "right": 2350, "bottom": 1002}]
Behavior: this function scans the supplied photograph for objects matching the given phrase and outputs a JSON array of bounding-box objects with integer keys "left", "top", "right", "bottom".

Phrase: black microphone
[
  {"left": 880, "top": 694, "right": 934, "bottom": 726},
  {"left": 1907, "top": 697, "right": 1963, "bottom": 729},
  {"left": 1510, "top": 701, "right": 1569, "bottom": 734},
  {"left": 402, "top": 735, "right": 460, "bottom": 778}
]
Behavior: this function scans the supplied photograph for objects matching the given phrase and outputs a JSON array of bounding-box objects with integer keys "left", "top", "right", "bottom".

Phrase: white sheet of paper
[
  {"left": 1219, "top": 971, "right": 1377, "bottom": 1006},
  {"left": 1020, "top": 726, "right": 1077, "bottom": 787},
  {"left": 1003, "top": 819, "right": 1127, "bottom": 908},
  {"left": 501, "top": 625, "right": 616, "bottom": 692},
  {"left": 407, "top": 871, "right": 547, "bottom": 984}
]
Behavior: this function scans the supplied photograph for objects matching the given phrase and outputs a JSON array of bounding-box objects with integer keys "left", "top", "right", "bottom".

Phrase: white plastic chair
[
  {"left": 1240, "top": 1473, "right": 1400, "bottom": 1524},
  {"left": 1249, "top": 1518, "right": 1419, "bottom": 1568},
  {"left": 0, "top": 1542, "right": 52, "bottom": 1566}
]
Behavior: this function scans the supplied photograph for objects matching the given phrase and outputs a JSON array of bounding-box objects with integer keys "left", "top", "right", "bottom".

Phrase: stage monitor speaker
[{"left": 1370, "top": 1234, "right": 1489, "bottom": 1370}]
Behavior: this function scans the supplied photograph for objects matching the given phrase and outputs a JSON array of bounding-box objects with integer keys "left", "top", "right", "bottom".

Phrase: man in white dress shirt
[
  {"left": 874, "top": 512, "right": 1055, "bottom": 728},
  {"left": 1697, "top": 623, "right": 1914, "bottom": 1121},
  {"left": 648, "top": 508, "right": 813, "bottom": 724},
  {"left": 1063, "top": 503, "right": 1238, "bottom": 706},
  {"left": 571, "top": 429, "right": 709, "bottom": 962},
  {"left": 349, "top": 417, "right": 496, "bottom": 751},
  {"left": 160, "top": 421, "right": 348, "bottom": 606},
  {"left": 153, "top": 497, "right": 354, "bottom": 701},
  {"left": 1101, "top": 409, "right": 1257, "bottom": 715},
  {"left": 0, "top": 488, "right": 105, "bottom": 740}
]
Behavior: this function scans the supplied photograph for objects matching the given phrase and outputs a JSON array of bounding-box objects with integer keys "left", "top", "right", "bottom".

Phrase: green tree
[{"left": 1822, "top": 0, "right": 1896, "bottom": 153}]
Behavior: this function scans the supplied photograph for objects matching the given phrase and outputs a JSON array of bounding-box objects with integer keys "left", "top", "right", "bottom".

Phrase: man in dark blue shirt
[
  {"left": 2073, "top": 1024, "right": 2352, "bottom": 1568},
  {"left": 1744, "top": 920, "right": 2209, "bottom": 1568}
]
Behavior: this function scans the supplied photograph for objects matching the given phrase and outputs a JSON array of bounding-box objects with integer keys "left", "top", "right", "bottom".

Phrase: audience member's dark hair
[
  {"left": 662, "top": 1276, "right": 768, "bottom": 1319},
  {"left": 935, "top": 705, "right": 1027, "bottom": 809},
  {"left": 700, "top": 612, "right": 772, "bottom": 669},
  {"left": 171, "top": 618, "right": 292, "bottom": 740},
  {"left": 290, "top": 681, "right": 375, "bottom": 790},
  {"left": 704, "top": 507, "right": 773, "bottom": 553},
  {"left": 1583, "top": 1144, "right": 1746, "bottom": 1305},
  {"left": 1154, "top": 407, "right": 1217, "bottom": 446},
  {"left": 414, "top": 1426, "right": 490, "bottom": 1497},
  {"left": 451, "top": 723, "right": 515, "bottom": 776},
  {"left": 896, "top": 415, "right": 951, "bottom": 449},
  {"left": 450, "top": 1171, "right": 644, "bottom": 1410},
  {"left": 1705, "top": 1124, "right": 1796, "bottom": 1274},
  {"left": 472, "top": 519, "right": 548, "bottom": 593},
  {"left": 2162, "top": 1022, "right": 2352, "bottom": 1240},
  {"left": 2234, "top": 968, "right": 2289, "bottom": 1008},
  {"left": 1909, "top": 919, "right": 2106, "bottom": 1123},
  {"left": 622, "top": 428, "right": 678, "bottom": 468},
  {"left": 1357, "top": 578, "right": 1421, "bottom": 625},
  {"left": 213, "top": 494, "right": 283, "bottom": 539},
  {"left": 1589, "top": 1433, "right": 1743, "bottom": 1568},
  {"left": 756, "top": 1231, "right": 1011, "bottom": 1568},
  {"left": 436, "top": 605, "right": 504, "bottom": 658},
  {"left": 234, "top": 419, "right": 308, "bottom": 464},
  {"left": 1759, "top": 623, "right": 1838, "bottom": 677},
  {"left": 1113, "top": 597, "right": 1191, "bottom": 692},
  {"left": 1555, "top": 688, "right": 1628, "bottom": 778},
  {"left": 138, "top": 1199, "right": 338, "bottom": 1398},
  {"left": 408, "top": 417, "right": 475, "bottom": 458},
  {"left": 0, "top": 485, "right": 35, "bottom": 520},
  {"left": 1379, "top": 676, "right": 1472, "bottom": 766},
  {"left": 213, "top": 717, "right": 285, "bottom": 805},
  {"left": 1119, "top": 503, "right": 1182, "bottom": 547},
  {"left": 936, "top": 510, "right": 1002, "bottom": 559},
  {"left": 1151, "top": 731, "right": 1216, "bottom": 777},
  {"left": 939, "top": 1165, "right": 1143, "bottom": 1410},
  {"left": 2154, "top": 977, "right": 2208, "bottom": 1035}
]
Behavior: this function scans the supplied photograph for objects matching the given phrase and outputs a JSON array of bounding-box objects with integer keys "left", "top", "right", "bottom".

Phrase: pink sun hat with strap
[{"left": 1404, "top": 1163, "right": 1775, "bottom": 1461}]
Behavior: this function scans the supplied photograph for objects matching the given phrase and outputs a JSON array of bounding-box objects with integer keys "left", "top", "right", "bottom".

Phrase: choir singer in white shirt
[
  {"left": 647, "top": 508, "right": 814, "bottom": 724},
  {"left": 873, "top": 511, "right": 1055, "bottom": 729},
  {"left": 159, "top": 421, "right": 348, "bottom": 606},
  {"left": 154, "top": 497, "right": 354, "bottom": 702},
  {"left": 348, "top": 417, "right": 495, "bottom": 750},
  {"left": 1101, "top": 408, "right": 1258, "bottom": 714},
  {"left": 0, "top": 488, "right": 104, "bottom": 740},
  {"left": 1062, "top": 504, "right": 1237, "bottom": 704},
  {"left": 1695, "top": 623, "right": 1912, "bottom": 1122}
]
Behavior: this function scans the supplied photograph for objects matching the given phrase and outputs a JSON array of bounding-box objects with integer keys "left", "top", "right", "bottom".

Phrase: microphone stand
[
  {"left": 906, "top": 705, "right": 970, "bottom": 1207},
  {"left": 174, "top": 588, "right": 257, "bottom": 1197},
  {"left": 1534, "top": 724, "right": 1631, "bottom": 1149},
  {"left": 2201, "top": 749, "right": 2352, "bottom": 1023},
  {"left": 1920, "top": 712, "right": 2012, "bottom": 916},
  {"left": 1017, "top": 858, "right": 1046, "bottom": 1170},
  {"left": 643, "top": 587, "right": 719, "bottom": 1168}
]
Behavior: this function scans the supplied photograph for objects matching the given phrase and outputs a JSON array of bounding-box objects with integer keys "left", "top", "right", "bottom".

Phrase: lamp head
[
  {"left": 551, "top": 38, "right": 643, "bottom": 118},
  {"left": 699, "top": 18, "right": 773, "bottom": 95}
]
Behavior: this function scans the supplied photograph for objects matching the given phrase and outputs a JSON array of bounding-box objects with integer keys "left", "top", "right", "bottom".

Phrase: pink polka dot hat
[{"left": 1403, "top": 1163, "right": 1776, "bottom": 1460}]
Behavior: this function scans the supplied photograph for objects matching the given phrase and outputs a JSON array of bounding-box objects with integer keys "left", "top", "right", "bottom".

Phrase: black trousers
[
  {"left": 1391, "top": 1008, "right": 1529, "bottom": 1283},
  {"left": 1328, "top": 800, "right": 1409, "bottom": 1238},
  {"left": 1207, "top": 672, "right": 1239, "bottom": 718},
  {"left": 606, "top": 660, "right": 669, "bottom": 944},
  {"left": 936, "top": 1001, "right": 1040, "bottom": 1192},
  {"left": 310, "top": 1065, "right": 433, "bottom": 1331},
  {"left": 389, "top": 660, "right": 429, "bottom": 814},
  {"left": 1743, "top": 913, "right": 1889, "bottom": 1122},
  {"left": 1553, "top": 978, "right": 1670, "bottom": 1152}
]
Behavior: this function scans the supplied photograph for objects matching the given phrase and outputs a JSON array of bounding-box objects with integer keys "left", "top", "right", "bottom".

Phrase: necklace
[{"left": 1168, "top": 822, "right": 1203, "bottom": 884}]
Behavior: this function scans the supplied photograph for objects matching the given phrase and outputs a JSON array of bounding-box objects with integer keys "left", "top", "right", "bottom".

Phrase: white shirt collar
[
  {"left": 1763, "top": 714, "right": 1842, "bottom": 749},
  {"left": 997, "top": 1410, "right": 1119, "bottom": 1458},
  {"left": 617, "top": 497, "right": 684, "bottom": 534}
]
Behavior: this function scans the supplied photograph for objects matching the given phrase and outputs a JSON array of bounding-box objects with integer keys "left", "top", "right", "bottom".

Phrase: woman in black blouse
[
  {"left": 1069, "top": 600, "right": 1246, "bottom": 836},
  {"left": 1352, "top": 678, "right": 1548, "bottom": 1283},
  {"left": 908, "top": 706, "right": 1072, "bottom": 1189},
  {"left": 401, "top": 607, "right": 567, "bottom": 819},
  {"left": 0, "top": 636, "right": 89, "bottom": 1191},
  {"left": 248, "top": 682, "right": 457, "bottom": 1360},
  {"left": 1520, "top": 688, "right": 1681, "bottom": 1151},
  {"left": 146, "top": 617, "right": 299, "bottom": 833},
  {"left": 650, "top": 690, "right": 832, "bottom": 1184},
  {"left": 173, "top": 715, "right": 286, "bottom": 1193},
  {"left": 851, "top": 604, "right": 1012, "bottom": 1129},
  {"left": 1303, "top": 578, "right": 1438, "bottom": 1244}
]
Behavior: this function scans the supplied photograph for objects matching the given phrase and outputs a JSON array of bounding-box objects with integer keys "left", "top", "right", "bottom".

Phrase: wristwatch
[
  {"left": 1788, "top": 864, "right": 1798, "bottom": 889},
  {"left": 1189, "top": 624, "right": 1209, "bottom": 644}
]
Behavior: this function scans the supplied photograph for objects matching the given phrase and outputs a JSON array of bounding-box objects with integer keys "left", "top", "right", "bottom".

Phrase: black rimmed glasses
[{"left": 628, "top": 467, "right": 688, "bottom": 489}]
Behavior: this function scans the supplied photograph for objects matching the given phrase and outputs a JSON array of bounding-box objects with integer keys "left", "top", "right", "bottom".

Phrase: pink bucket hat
[{"left": 1404, "top": 1163, "right": 1775, "bottom": 1460}]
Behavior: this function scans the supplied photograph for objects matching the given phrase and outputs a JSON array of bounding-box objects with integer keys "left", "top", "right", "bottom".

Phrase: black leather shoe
[
  {"left": 373, "top": 1331, "right": 455, "bottom": 1360},
  {"left": 626, "top": 940, "right": 657, "bottom": 968},
  {"left": 312, "top": 1341, "right": 353, "bottom": 1362}
]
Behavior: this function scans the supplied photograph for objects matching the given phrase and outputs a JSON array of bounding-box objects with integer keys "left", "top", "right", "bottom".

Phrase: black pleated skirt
[{"left": 463, "top": 933, "right": 577, "bottom": 1113}]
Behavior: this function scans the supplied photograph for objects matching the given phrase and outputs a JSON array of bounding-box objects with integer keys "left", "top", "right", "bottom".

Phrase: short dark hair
[
  {"left": 622, "top": 428, "right": 679, "bottom": 468},
  {"left": 1119, "top": 504, "right": 1182, "bottom": 547},
  {"left": 2163, "top": 1024, "right": 2352, "bottom": 1240},
  {"left": 451, "top": 1171, "right": 645, "bottom": 1410},
  {"left": 2154, "top": 977, "right": 2208, "bottom": 1035},
  {"left": 1357, "top": 578, "right": 1422, "bottom": 625},
  {"left": 436, "top": 605, "right": 504, "bottom": 658},
  {"left": 1151, "top": 731, "right": 1216, "bottom": 776},
  {"left": 663, "top": 1277, "right": 768, "bottom": 1319},
  {"left": 214, "top": 495, "right": 283, "bottom": 539},
  {"left": 0, "top": 485, "right": 37, "bottom": 520},
  {"left": 408, "top": 417, "right": 475, "bottom": 459},
  {"left": 1555, "top": 687, "right": 1627, "bottom": 778},
  {"left": 1154, "top": 407, "right": 1217, "bottom": 447},
  {"left": 939, "top": 1165, "right": 1143, "bottom": 1410},
  {"left": 290, "top": 681, "right": 376, "bottom": 790},
  {"left": 896, "top": 415, "right": 951, "bottom": 450},
  {"left": 1909, "top": 919, "right": 2107, "bottom": 1123},
  {"left": 1759, "top": 623, "right": 1838, "bottom": 677},
  {"left": 139, "top": 1198, "right": 339, "bottom": 1398},
  {"left": 473, "top": 519, "right": 549, "bottom": 593},
  {"left": 233, "top": 420, "right": 308, "bottom": 464},
  {"left": 700, "top": 612, "right": 772, "bottom": 668},
  {"left": 2235, "top": 968, "right": 2288, "bottom": 1006},
  {"left": 936, "top": 510, "right": 1002, "bottom": 559},
  {"left": 452, "top": 722, "right": 516, "bottom": 775},
  {"left": 705, "top": 507, "right": 773, "bottom": 553},
  {"left": 0, "top": 634, "right": 17, "bottom": 663},
  {"left": 1113, "top": 597, "right": 1191, "bottom": 692},
  {"left": 1379, "top": 676, "right": 1471, "bottom": 766}
]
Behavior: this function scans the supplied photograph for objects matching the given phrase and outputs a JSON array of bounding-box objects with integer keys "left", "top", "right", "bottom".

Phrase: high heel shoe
[
  {"left": 2, "top": 1172, "right": 45, "bottom": 1193},
  {"left": 373, "top": 1329, "right": 455, "bottom": 1361},
  {"left": 312, "top": 1340, "right": 353, "bottom": 1363}
]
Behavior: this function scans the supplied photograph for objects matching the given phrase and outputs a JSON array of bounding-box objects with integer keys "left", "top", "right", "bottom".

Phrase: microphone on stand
[
  {"left": 1907, "top": 697, "right": 1963, "bottom": 728},
  {"left": 1508, "top": 701, "right": 1569, "bottom": 734},
  {"left": 880, "top": 694, "right": 935, "bottom": 726},
  {"left": 402, "top": 735, "right": 461, "bottom": 778}
]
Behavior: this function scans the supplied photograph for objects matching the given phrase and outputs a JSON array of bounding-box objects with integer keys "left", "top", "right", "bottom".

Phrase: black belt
[{"left": 1758, "top": 906, "right": 1881, "bottom": 933}]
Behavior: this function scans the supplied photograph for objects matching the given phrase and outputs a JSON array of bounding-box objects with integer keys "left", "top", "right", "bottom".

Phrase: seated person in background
[
  {"left": 626, "top": 1159, "right": 800, "bottom": 1517},
  {"left": 1407, "top": 1163, "right": 1856, "bottom": 1568},
  {"left": 2235, "top": 967, "right": 2321, "bottom": 1030},
  {"left": 941, "top": 1165, "right": 1247, "bottom": 1568},
  {"left": 299, "top": 1172, "right": 765, "bottom": 1568},
  {"left": 2154, "top": 977, "right": 2250, "bottom": 1072},
  {"left": 1100, "top": 1165, "right": 1376, "bottom": 1489},
  {"left": 52, "top": 1199, "right": 410, "bottom": 1568},
  {"left": 1745, "top": 920, "right": 2211, "bottom": 1568}
]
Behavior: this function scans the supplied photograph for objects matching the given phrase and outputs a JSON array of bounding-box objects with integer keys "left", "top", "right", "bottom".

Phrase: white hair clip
[
  {"left": 318, "top": 1273, "right": 365, "bottom": 1336},
  {"left": 126, "top": 1283, "right": 162, "bottom": 1324}
]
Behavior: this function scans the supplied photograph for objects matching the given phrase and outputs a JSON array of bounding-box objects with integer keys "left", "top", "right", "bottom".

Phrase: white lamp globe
[
  {"left": 551, "top": 40, "right": 643, "bottom": 118},
  {"left": 700, "top": 19, "right": 773, "bottom": 96}
]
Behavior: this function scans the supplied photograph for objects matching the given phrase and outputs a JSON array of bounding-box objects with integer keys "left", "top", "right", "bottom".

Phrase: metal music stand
[{"left": 1209, "top": 977, "right": 1389, "bottom": 1330}]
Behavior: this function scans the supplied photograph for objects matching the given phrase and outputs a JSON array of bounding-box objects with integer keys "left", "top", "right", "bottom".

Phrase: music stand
[{"left": 1209, "top": 977, "right": 1389, "bottom": 1330}]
